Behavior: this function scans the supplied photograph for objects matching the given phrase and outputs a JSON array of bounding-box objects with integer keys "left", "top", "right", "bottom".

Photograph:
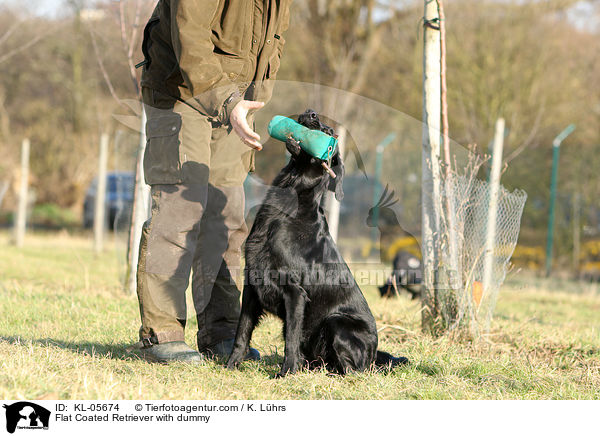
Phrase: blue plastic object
[{"left": 268, "top": 115, "right": 338, "bottom": 161}]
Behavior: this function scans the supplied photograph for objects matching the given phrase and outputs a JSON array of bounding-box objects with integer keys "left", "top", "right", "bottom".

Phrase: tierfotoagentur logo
[{"left": 3, "top": 402, "right": 50, "bottom": 434}]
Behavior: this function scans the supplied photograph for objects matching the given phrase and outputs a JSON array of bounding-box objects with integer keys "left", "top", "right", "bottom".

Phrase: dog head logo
[{"left": 3, "top": 402, "right": 50, "bottom": 433}]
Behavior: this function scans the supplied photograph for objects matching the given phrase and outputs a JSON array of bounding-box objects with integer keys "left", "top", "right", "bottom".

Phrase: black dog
[
  {"left": 379, "top": 251, "right": 422, "bottom": 299},
  {"left": 228, "top": 110, "right": 407, "bottom": 376}
]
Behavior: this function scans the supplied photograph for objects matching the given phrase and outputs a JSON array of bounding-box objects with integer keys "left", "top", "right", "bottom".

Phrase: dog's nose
[{"left": 304, "top": 109, "right": 317, "bottom": 119}]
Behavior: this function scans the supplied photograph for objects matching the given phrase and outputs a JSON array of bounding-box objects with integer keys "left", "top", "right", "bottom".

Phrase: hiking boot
[
  {"left": 136, "top": 341, "right": 206, "bottom": 364},
  {"left": 200, "top": 339, "right": 260, "bottom": 361}
]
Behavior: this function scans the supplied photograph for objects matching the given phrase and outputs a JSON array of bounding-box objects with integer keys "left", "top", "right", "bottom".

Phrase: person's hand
[{"left": 230, "top": 100, "right": 265, "bottom": 150}]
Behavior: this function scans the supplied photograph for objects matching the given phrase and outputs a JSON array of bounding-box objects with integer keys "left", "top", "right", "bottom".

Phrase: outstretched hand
[{"left": 230, "top": 100, "right": 265, "bottom": 150}]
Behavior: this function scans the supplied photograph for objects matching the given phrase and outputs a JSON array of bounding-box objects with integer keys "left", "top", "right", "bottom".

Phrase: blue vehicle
[{"left": 83, "top": 172, "right": 135, "bottom": 230}]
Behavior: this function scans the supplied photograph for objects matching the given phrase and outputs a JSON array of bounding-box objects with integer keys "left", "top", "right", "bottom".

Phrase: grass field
[{"left": 1, "top": 232, "right": 599, "bottom": 400}]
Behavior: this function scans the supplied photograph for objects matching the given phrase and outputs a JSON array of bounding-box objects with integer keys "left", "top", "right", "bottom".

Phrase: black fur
[{"left": 228, "top": 110, "right": 408, "bottom": 376}]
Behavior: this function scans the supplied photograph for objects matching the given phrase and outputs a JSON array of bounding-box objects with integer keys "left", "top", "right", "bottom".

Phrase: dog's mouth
[{"left": 286, "top": 109, "right": 339, "bottom": 180}]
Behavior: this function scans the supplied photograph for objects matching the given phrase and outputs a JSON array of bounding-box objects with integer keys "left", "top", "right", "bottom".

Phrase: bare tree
[
  {"left": 0, "top": 13, "right": 60, "bottom": 64},
  {"left": 421, "top": 0, "right": 443, "bottom": 333},
  {"left": 304, "top": 0, "right": 391, "bottom": 117},
  {"left": 89, "top": 0, "right": 154, "bottom": 105},
  {"left": 88, "top": 0, "right": 156, "bottom": 294}
]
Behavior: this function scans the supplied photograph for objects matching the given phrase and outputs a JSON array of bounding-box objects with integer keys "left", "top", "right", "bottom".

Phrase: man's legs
[
  {"left": 192, "top": 123, "right": 258, "bottom": 358},
  {"left": 135, "top": 87, "right": 258, "bottom": 362},
  {"left": 193, "top": 184, "right": 247, "bottom": 351},
  {"left": 137, "top": 183, "right": 207, "bottom": 342},
  {"left": 135, "top": 88, "right": 213, "bottom": 362}
]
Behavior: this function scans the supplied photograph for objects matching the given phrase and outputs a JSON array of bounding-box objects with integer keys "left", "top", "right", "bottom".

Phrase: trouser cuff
[
  {"left": 141, "top": 330, "right": 185, "bottom": 344},
  {"left": 196, "top": 326, "right": 237, "bottom": 351}
]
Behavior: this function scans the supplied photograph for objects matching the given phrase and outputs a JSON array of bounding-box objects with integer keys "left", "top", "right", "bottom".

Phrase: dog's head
[{"left": 284, "top": 109, "right": 344, "bottom": 201}]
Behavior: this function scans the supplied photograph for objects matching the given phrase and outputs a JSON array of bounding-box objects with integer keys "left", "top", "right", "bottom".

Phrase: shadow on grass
[
  {"left": 1, "top": 336, "right": 138, "bottom": 361},
  {"left": 1, "top": 337, "right": 417, "bottom": 379},
  {"left": 1, "top": 336, "right": 287, "bottom": 374},
  {"left": 225, "top": 353, "right": 413, "bottom": 379},
  {"left": 213, "top": 352, "right": 283, "bottom": 378}
]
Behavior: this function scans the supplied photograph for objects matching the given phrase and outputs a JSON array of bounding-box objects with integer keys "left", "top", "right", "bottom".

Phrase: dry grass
[{"left": 1, "top": 232, "right": 599, "bottom": 400}]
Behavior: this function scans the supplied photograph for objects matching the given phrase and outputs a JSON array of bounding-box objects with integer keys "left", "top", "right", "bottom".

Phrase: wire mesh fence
[{"left": 424, "top": 168, "right": 527, "bottom": 336}]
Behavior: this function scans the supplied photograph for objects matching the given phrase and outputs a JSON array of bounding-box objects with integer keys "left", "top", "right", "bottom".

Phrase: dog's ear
[
  {"left": 285, "top": 137, "right": 302, "bottom": 157},
  {"left": 327, "top": 151, "right": 344, "bottom": 201}
]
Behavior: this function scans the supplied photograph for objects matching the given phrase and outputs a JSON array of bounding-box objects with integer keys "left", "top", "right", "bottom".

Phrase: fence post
[
  {"left": 0, "top": 181, "right": 8, "bottom": 209},
  {"left": 572, "top": 192, "right": 581, "bottom": 273},
  {"left": 545, "top": 124, "right": 575, "bottom": 277},
  {"left": 482, "top": 118, "right": 505, "bottom": 294},
  {"left": 94, "top": 133, "right": 109, "bottom": 254},
  {"left": 13, "top": 138, "right": 30, "bottom": 247},
  {"left": 126, "top": 108, "right": 151, "bottom": 295},
  {"left": 327, "top": 126, "right": 346, "bottom": 243}
]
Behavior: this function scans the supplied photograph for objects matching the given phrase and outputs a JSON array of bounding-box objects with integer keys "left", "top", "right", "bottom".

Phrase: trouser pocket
[{"left": 143, "top": 112, "right": 183, "bottom": 185}]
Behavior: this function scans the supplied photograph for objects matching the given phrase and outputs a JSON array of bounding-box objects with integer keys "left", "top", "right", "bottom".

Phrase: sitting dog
[
  {"left": 379, "top": 251, "right": 422, "bottom": 299},
  {"left": 227, "top": 110, "right": 408, "bottom": 376}
]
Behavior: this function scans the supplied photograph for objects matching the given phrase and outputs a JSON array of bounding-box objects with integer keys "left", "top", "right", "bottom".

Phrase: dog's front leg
[
  {"left": 278, "top": 284, "right": 309, "bottom": 377},
  {"left": 227, "top": 284, "right": 263, "bottom": 369}
]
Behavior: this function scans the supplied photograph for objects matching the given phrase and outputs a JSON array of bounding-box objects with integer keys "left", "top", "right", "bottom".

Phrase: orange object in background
[{"left": 472, "top": 281, "right": 483, "bottom": 306}]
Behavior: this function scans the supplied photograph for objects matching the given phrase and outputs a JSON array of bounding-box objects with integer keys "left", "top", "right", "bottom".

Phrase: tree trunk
[{"left": 421, "top": 0, "right": 443, "bottom": 333}]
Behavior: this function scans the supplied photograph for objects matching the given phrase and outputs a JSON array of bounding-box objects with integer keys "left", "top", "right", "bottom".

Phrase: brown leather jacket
[{"left": 140, "top": 0, "right": 291, "bottom": 124}]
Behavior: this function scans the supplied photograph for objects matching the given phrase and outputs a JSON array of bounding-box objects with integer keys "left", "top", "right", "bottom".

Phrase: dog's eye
[{"left": 310, "top": 112, "right": 317, "bottom": 119}]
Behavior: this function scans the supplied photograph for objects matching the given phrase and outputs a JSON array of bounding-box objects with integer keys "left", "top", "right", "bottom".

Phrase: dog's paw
[
  {"left": 375, "top": 350, "right": 409, "bottom": 370},
  {"left": 285, "top": 137, "right": 302, "bottom": 157},
  {"left": 276, "top": 358, "right": 301, "bottom": 377},
  {"left": 275, "top": 368, "right": 297, "bottom": 378},
  {"left": 226, "top": 353, "right": 244, "bottom": 370},
  {"left": 389, "top": 356, "right": 409, "bottom": 367}
]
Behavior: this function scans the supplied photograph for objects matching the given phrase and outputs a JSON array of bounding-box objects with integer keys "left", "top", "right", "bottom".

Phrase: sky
[
  {"left": 1, "top": 0, "right": 69, "bottom": 18},
  {"left": 30, "top": 0, "right": 68, "bottom": 17},
  {"left": 7, "top": 0, "right": 598, "bottom": 31}
]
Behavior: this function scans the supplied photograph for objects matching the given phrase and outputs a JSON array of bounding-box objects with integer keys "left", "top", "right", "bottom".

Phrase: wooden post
[
  {"left": 327, "top": 126, "right": 346, "bottom": 243},
  {"left": 572, "top": 192, "right": 581, "bottom": 273},
  {"left": 13, "top": 138, "right": 30, "bottom": 247},
  {"left": 94, "top": 133, "right": 109, "bottom": 254},
  {"left": 126, "top": 108, "right": 151, "bottom": 295},
  {"left": 421, "top": 0, "right": 443, "bottom": 332},
  {"left": 0, "top": 180, "right": 8, "bottom": 209},
  {"left": 482, "top": 118, "right": 505, "bottom": 295}
]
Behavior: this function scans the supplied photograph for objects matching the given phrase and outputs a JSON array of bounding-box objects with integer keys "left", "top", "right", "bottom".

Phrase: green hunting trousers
[{"left": 136, "top": 88, "right": 253, "bottom": 349}]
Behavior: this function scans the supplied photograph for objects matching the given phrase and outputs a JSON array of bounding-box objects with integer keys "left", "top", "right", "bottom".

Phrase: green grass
[{"left": 1, "top": 232, "right": 599, "bottom": 400}]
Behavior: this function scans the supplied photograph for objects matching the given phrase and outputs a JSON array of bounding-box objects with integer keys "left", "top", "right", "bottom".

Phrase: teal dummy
[{"left": 268, "top": 116, "right": 338, "bottom": 161}]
